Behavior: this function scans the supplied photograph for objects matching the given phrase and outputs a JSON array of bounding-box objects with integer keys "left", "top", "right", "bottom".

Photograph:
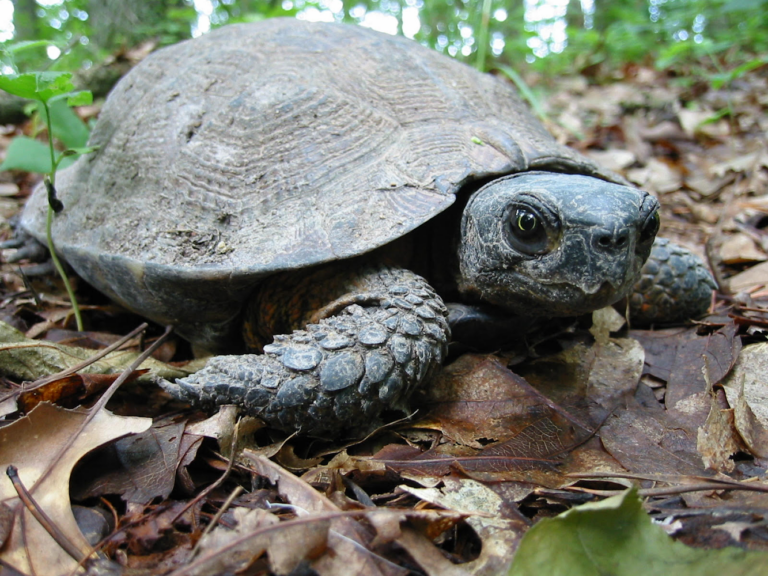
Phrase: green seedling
[{"left": 0, "top": 65, "right": 97, "bottom": 332}]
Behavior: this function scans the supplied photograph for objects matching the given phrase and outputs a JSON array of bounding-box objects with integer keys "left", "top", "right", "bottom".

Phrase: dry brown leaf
[
  {"left": 599, "top": 393, "right": 706, "bottom": 476},
  {"left": 16, "top": 370, "right": 145, "bottom": 413},
  {"left": 584, "top": 149, "right": 636, "bottom": 172},
  {"left": 721, "top": 342, "right": 768, "bottom": 458},
  {"left": 711, "top": 149, "right": 768, "bottom": 177},
  {"left": 244, "top": 453, "right": 462, "bottom": 576},
  {"left": 371, "top": 432, "right": 566, "bottom": 486},
  {"left": 399, "top": 477, "right": 526, "bottom": 575},
  {"left": 719, "top": 234, "right": 767, "bottom": 265},
  {"left": 420, "top": 354, "right": 582, "bottom": 447},
  {"left": 395, "top": 526, "right": 471, "bottom": 576},
  {"left": 71, "top": 421, "right": 189, "bottom": 504},
  {"left": 186, "top": 405, "right": 266, "bottom": 458},
  {"left": 664, "top": 324, "right": 741, "bottom": 430},
  {"left": 0, "top": 402, "right": 151, "bottom": 575},
  {"left": 627, "top": 158, "right": 683, "bottom": 194},
  {"left": 696, "top": 395, "right": 742, "bottom": 472},
  {"left": 188, "top": 507, "right": 328, "bottom": 576},
  {"left": 727, "top": 260, "right": 768, "bottom": 293},
  {"left": 601, "top": 326, "right": 741, "bottom": 476},
  {"left": 244, "top": 452, "right": 397, "bottom": 576}
]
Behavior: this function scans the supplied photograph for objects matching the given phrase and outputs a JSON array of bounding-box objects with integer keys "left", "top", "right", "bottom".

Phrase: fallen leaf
[
  {"left": 719, "top": 235, "right": 767, "bottom": 265},
  {"left": 71, "top": 421, "right": 189, "bottom": 504},
  {"left": 696, "top": 395, "right": 742, "bottom": 472},
  {"left": 0, "top": 320, "right": 190, "bottom": 383},
  {"left": 711, "top": 149, "right": 768, "bottom": 177},
  {"left": 584, "top": 149, "right": 636, "bottom": 172},
  {"left": 728, "top": 261, "right": 768, "bottom": 293},
  {"left": 244, "top": 453, "right": 462, "bottom": 576},
  {"left": 16, "top": 370, "right": 146, "bottom": 413},
  {"left": 189, "top": 507, "right": 329, "bottom": 576},
  {"left": 420, "top": 354, "right": 586, "bottom": 447},
  {"left": 665, "top": 324, "right": 741, "bottom": 430},
  {"left": 599, "top": 390, "right": 705, "bottom": 476},
  {"left": 627, "top": 158, "right": 682, "bottom": 194},
  {"left": 721, "top": 342, "right": 768, "bottom": 458},
  {"left": 0, "top": 403, "right": 151, "bottom": 575},
  {"left": 399, "top": 477, "right": 527, "bottom": 575},
  {"left": 712, "top": 521, "right": 757, "bottom": 542},
  {"left": 507, "top": 488, "right": 768, "bottom": 576}
]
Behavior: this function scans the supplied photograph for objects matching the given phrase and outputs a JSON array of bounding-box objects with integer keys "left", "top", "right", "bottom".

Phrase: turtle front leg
[
  {"left": 158, "top": 265, "right": 450, "bottom": 438},
  {"left": 629, "top": 238, "right": 716, "bottom": 325}
]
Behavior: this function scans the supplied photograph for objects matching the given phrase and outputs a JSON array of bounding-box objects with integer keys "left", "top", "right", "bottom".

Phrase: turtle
[{"left": 19, "top": 18, "right": 715, "bottom": 438}]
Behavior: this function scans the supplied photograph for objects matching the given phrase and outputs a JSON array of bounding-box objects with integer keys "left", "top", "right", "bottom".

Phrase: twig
[
  {"left": 170, "top": 420, "right": 241, "bottom": 524},
  {"left": 0, "top": 321, "right": 151, "bottom": 405},
  {"left": 29, "top": 325, "right": 173, "bottom": 496},
  {"left": 24, "top": 322, "right": 149, "bottom": 389},
  {"left": 569, "top": 482, "right": 768, "bottom": 498},
  {"left": 166, "top": 512, "right": 357, "bottom": 576},
  {"left": 566, "top": 471, "right": 768, "bottom": 497},
  {"left": 6, "top": 465, "right": 85, "bottom": 562},
  {"left": 192, "top": 485, "right": 244, "bottom": 557}
]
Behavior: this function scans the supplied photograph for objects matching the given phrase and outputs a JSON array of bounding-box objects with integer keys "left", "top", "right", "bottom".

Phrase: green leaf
[
  {"left": 0, "top": 136, "right": 53, "bottom": 173},
  {"left": 65, "top": 90, "right": 93, "bottom": 107},
  {"left": 0, "top": 135, "right": 80, "bottom": 174},
  {"left": 508, "top": 488, "right": 768, "bottom": 576},
  {"left": 3, "top": 40, "right": 59, "bottom": 56},
  {"left": 0, "top": 72, "right": 40, "bottom": 100},
  {"left": 42, "top": 98, "right": 90, "bottom": 149},
  {"left": 0, "top": 71, "right": 74, "bottom": 103},
  {"left": 34, "top": 71, "right": 75, "bottom": 103}
]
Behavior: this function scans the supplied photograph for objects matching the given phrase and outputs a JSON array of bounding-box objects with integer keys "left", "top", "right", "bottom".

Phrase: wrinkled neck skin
[{"left": 455, "top": 171, "right": 659, "bottom": 318}]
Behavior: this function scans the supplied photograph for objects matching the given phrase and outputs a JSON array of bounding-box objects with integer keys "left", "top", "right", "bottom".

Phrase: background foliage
[{"left": 3, "top": 0, "right": 767, "bottom": 79}]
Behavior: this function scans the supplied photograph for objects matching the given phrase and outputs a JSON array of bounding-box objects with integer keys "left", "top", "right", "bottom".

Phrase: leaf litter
[{"left": 0, "top": 59, "right": 767, "bottom": 574}]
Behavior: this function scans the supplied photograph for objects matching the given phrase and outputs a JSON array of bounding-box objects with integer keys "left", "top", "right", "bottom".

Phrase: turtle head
[{"left": 456, "top": 172, "right": 660, "bottom": 317}]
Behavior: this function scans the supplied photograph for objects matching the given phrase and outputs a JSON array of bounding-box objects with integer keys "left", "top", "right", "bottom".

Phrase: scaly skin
[
  {"left": 630, "top": 238, "right": 716, "bottom": 324},
  {"left": 160, "top": 266, "right": 450, "bottom": 437}
]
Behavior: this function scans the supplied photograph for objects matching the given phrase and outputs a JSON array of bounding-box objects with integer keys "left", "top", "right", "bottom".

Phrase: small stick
[
  {"left": 6, "top": 465, "right": 85, "bottom": 562},
  {"left": 30, "top": 325, "right": 173, "bottom": 496},
  {"left": 170, "top": 420, "right": 241, "bottom": 524},
  {"left": 0, "top": 322, "right": 150, "bottom": 406},
  {"left": 192, "top": 485, "right": 244, "bottom": 557},
  {"left": 29, "top": 322, "right": 150, "bottom": 388}
]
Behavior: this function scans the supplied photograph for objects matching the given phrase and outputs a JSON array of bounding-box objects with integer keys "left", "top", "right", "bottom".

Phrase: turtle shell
[{"left": 21, "top": 18, "right": 617, "bottom": 347}]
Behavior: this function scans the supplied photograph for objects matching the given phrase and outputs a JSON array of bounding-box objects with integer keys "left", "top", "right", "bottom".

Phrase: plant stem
[
  {"left": 475, "top": 0, "right": 493, "bottom": 72},
  {"left": 42, "top": 100, "right": 83, "bottom": 332}
]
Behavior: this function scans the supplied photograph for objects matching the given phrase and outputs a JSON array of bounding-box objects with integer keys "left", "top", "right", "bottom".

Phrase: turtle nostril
[
  {"left": 595, "top": 231, "right": 629, "bottom": 250},
  {"left": 597, "top": 234, "right": 612, "bottom": 248}
]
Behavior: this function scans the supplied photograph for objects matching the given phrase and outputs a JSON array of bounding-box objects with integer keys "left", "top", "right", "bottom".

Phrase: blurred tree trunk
[
  {"left": 10, "top": 0, "right": 38, "bottom": 41},
  {"left": 87, "top": 0, "right": 177, "bottom": 50}
]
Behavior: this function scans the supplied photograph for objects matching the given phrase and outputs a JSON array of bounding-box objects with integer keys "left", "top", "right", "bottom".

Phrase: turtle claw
[{"left": 1, "top": 223, "right": 49, "bottom": 265}]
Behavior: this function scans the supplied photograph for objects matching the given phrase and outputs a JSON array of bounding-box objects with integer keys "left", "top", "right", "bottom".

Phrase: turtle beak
[{"left": 557, "top": 225, "right": 637, "bottom": 296}]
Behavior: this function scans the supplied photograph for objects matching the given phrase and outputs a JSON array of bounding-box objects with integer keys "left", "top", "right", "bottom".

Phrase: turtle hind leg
[
  {"left": 629, "top": 238, "right": 716, "bottom": 325},
  {"left": 158, "top": 266, "right": 450, "bottom": 438}
]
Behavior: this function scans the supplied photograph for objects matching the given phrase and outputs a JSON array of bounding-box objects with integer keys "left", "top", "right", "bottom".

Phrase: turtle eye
[
  {"left": 514, "top": 209, "right": 539, "bottom": 238},
  {"left": 639, "top": 210, "right": 660, "bottom": 245},
  {"left": 505, "top": 206, "right": 552, "bottom": 254}
]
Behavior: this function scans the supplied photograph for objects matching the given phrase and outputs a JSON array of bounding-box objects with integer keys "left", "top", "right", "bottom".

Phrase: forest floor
[{"left": 0, "top": 56, "right": 767, "bottom": 575}]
